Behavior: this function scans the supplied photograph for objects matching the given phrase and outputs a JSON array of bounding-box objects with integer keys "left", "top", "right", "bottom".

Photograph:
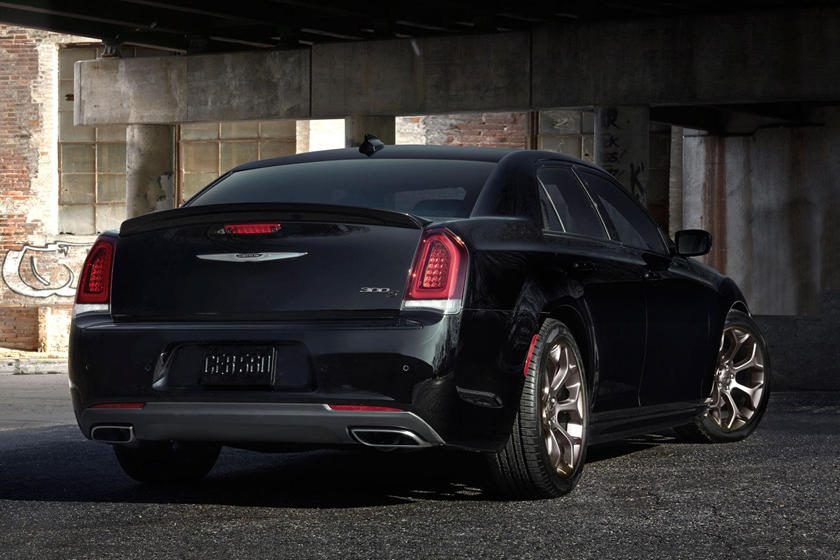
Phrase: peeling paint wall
[{"left": 683, "top": 109, "right": 840, "bottom": 316}]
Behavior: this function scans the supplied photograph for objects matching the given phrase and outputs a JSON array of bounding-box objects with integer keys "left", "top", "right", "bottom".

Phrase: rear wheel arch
[
  {"left": 729, "top": 300, "right": 750, "bottom": 316},
  {"left": 488, "top": 316, "right": 590, "bottom": 497},
  {"left": 545, "top": 303, "right": 596, "bottom": 395}
]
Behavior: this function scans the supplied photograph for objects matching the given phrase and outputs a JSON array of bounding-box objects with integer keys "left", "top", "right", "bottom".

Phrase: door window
[
  {"left": 537, "top": 167, "right": 608, "bottom": 240},
  {"left": 577, "top": 170, "right": 668, "bottom": 253}
]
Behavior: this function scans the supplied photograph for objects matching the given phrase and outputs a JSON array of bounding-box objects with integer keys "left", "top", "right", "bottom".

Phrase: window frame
[
  {"left": 536, "top": 163, "right": 611, "bottom": 242},
  {"left": 178, "top": 121, "right": 298, "bottom": 204},
  {"left": 538, "top": 180, "right": 566, "bottom": 233},
  {"left": 58, "top": 44, "right": 128, "bottom": 235}
]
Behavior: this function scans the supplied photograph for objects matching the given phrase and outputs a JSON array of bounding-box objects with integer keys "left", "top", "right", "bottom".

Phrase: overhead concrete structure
[
  {"left": 311, "top": 33, "right": 530, "bottom": 118},
  {"left": 72, "top": 8, "right": 840, "bottom": 125},
  {"left": 75, "top": 50, "right": 310, "bottom": 125}
]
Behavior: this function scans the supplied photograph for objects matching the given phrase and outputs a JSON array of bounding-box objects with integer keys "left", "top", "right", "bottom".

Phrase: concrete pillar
[
  {"left": 668, "top": 126, "right": 684, "bottom": 237},
  {"left": 594, "top": 106, "right": 650, "bottom": 204},
  {"left": 126, "top": 125, "right": 174, "bottom": 217},
  {"left": 296, "top": 120, "right": 311, "bottom": 154},
  {"left": 345, "top": 115, "right": 395, "bottom": 147}
]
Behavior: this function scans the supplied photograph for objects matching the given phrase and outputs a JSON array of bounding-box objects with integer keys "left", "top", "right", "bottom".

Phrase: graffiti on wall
[
  {"left": 598, "top": 107, "right": 647, "bottom": 204},
  {"left": 1, "top": 242, "right": 91, "bottom": 298}
]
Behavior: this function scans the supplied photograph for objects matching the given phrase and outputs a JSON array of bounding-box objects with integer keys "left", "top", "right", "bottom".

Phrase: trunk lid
[{"left": 111, "top": 203, "right": 425, "bottom": 320}]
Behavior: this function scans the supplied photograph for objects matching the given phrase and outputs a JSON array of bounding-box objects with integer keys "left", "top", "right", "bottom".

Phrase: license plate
[{"left": 200, "top": 346, "right": 274, "bottom": 386}]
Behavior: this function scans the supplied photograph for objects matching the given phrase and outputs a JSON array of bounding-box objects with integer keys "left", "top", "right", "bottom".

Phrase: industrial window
[
  {"left": 179, "top": 121, "right": 297, "bottom": 203},
  {"left": 58, "top": 46, "right": 127, "bottom": 234}
]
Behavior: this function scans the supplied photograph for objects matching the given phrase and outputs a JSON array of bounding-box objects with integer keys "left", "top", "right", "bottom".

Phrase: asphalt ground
[{"left": 0, "top": 374, "right": 837, "bottom": 560}]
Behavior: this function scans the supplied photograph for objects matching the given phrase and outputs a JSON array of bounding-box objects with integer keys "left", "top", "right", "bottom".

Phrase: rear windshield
[{"left": 188, "top": 159, "right": 496, "bottom": 219}]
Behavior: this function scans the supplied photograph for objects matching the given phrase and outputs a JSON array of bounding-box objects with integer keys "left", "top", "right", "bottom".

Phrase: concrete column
[
  {"left": 296, "top": 120, "right": 311, "bottom": 154},
  {"left": 594, "top": 106, "right": 650, "bottom": 204},
  {"left": 345, "top": 115, "right": 395, "bottom": 147},
  {"left": 126, "top": 125, "right": 174, "bottom": 217},
  {"left": 668, "top": 126, "right": 684, "bottom": 237}
]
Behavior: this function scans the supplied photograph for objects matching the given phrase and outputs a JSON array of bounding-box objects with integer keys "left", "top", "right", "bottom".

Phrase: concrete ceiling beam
[{"left": 74, "top": 8, "right": 840, "bottom": 126}]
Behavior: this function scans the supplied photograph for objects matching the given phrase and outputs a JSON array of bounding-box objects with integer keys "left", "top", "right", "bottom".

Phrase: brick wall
[
  {"left": 0, "top": 25, "right": 94, "bottom": 355},
  {"left": 0, "top": 27, "right": 45, "bottom": 251},
  {"left": 422, "top": 112, "right": 529, "bottom": 148},
  {"left": 0, "top": 306, "right": 38, "bottom": 350}
]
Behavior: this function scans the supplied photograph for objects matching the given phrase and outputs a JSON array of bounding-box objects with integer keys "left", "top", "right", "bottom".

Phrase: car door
[
  {"left": 537, "top": 164, "right": 647, "bottom": 412},
  {"left": 575, "top": 168, "right": 713, "bottom": 406}
]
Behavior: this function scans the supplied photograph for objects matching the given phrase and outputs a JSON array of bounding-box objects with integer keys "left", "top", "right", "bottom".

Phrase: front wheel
[
  {"left": 114, "top": 441, "right": 221, "bottom": 483},
  {"left": 488, "top": 319, "right": 589, "bottom": 498},
  {"left": 677, "top": 309, "right": 771, "bottom": 443}
]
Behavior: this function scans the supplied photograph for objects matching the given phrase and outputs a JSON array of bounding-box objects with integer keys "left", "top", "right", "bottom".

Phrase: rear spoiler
[{"left": 120, "top": 203, "right": 429, "bottom": 237}]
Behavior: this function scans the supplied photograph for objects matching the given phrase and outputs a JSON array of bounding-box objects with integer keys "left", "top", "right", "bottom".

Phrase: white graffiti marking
[{"left": 1, "top": 242, "right": 91, "bottom": 298}]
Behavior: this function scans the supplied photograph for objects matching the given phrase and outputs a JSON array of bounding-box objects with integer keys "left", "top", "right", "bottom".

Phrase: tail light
[
  {"left": 223, "top": 223, "right": 281, "bottom": 235},
  {"left": 403, "top": 229, "right": 468, "bottom": 314},
  {"left": 74, "top": 236, "right": 115, "bottom": 316}
]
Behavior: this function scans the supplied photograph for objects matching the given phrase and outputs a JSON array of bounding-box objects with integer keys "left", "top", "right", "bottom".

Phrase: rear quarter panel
[{"left": 441, "top": 217, "right": 599, "bottom": 448}]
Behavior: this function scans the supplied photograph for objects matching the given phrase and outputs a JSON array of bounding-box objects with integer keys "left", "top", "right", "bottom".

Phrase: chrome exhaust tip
[
  {"left": 349, "top": 428, "right": 430, "bottom": 448},
  {"left": 90, "top": 425, "right": 135, "bottom": 444}
]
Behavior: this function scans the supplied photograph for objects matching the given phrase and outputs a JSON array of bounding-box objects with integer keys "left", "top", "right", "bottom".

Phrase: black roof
[{"left": 232, "top": 145, "right": 591, "bottom": 172}]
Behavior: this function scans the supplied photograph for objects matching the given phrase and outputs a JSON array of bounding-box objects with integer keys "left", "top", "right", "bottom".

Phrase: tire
[
  {"left": 676, "top": 309, "right": 771, "bottom": 443},
  {"left": 114, "top": 441, "right": 221, "bottom": 483},
  {"left": 488, "top": 319, "right": 590, "bottom": 498}
]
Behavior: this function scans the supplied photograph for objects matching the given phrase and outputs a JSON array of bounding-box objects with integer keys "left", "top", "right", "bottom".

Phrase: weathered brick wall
[
  {"left": 0, "top": 306, "right": 38, "bottom": 350},
  {"left": 395, "top": 116, "right": 426, "bottom": 145},
  {"left": 0, "top": 27, "right": 47, "bottom": 250},
  {"left": 422, "top": 112, "right": 529, "bottom": 148},
  {"left": 0, "top": 25, "right": 94, "bottom": 353}
]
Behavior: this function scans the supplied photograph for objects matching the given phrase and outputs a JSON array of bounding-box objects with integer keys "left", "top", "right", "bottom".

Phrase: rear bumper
[
  {"left": 69, "top": 311, "right": 470, "bottom": 446},
  {"left": 80, "top": 402, "right": 445, "bottom": 447},
  {"left": 69, "top": 309, "right": 522, "bottom": 451}
]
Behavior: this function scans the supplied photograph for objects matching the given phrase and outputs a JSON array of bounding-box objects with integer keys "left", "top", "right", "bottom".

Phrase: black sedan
[{"left": 69, "top": 141, "right": 770, "bottom": 498}]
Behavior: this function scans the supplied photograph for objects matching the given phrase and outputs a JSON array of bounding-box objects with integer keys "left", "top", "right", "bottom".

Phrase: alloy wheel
[
  {"left": 541, "top": 340, "right": 586, "bottom": 476},
  {"left": 707, "top": 326, "right": 767, "bottom": 431}
]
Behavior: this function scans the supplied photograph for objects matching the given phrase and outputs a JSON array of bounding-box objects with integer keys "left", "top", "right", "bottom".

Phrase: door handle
[
  {"left": 643, "top": 270, "right": 661, "bottom": 281},
  {"left": 572, "top": 261, "right": 596, "bottom": 272}
]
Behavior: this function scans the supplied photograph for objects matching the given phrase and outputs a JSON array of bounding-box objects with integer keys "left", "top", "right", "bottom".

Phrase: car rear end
[{"left": 69, "top": 151, "right": 496, "bottom": 452}]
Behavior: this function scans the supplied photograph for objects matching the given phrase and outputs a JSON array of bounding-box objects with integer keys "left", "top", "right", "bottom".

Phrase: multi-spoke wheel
[
  {"left": 540, "top": 340, "right": 586, "bottom": 477},
  {"left": 489, "top": 318, "right": 589, "bottom": 498},
  {"left": 677, "top": 309, "right": 771, "bottom": 443}
]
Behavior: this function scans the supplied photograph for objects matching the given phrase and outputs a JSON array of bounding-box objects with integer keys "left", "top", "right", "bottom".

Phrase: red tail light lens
[
  {"left": 404, "top": 229, "right": 468, "bottom": 313},
  {"left": 76, "top": 237, "right": 115, "bottom": 304},
  {"left": 223, "top": 223, "right": 281, "bottom": 235},
  {"left": 90, "top": 402, "right": 145, "bottom": 409}
]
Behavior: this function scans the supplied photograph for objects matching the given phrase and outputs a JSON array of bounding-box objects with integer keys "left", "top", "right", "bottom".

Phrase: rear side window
[
  {"left": 539, "top": 187, "right": 564, "bottom": 231},
  {"left": 188, "top": 159, "right": 495, "bottom": 219},
  {"left": 538, "top": 167, "right": 608, "bottom": 240},
  {"left": 577, "top": 170, "right": 667, "bottom": 253}
]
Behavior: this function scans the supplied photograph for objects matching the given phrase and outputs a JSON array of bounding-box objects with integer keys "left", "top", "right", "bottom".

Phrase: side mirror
[{"left": 674, "top": 229, "right": 712, "bottom": 257}]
